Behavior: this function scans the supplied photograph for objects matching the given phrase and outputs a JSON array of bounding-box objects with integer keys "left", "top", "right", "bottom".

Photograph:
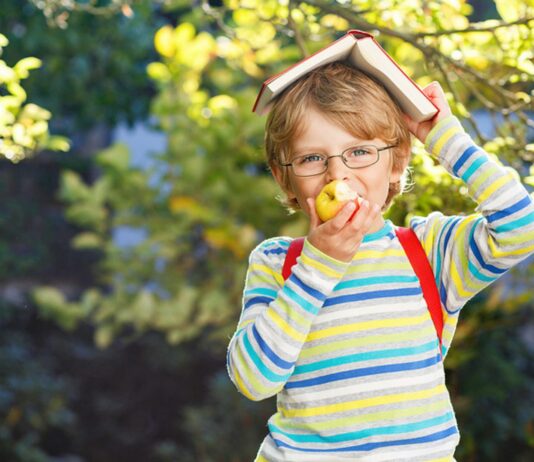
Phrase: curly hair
[{"left": 264, "top": 62, "right": 412, "bottom": 212}]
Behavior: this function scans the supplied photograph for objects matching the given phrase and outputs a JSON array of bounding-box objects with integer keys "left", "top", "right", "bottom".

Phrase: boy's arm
[
  {"left": 411, "top": 115, "right": 534, "bottom": 353},
  {"left": 227, "top": 237, "right": 349, "bottom": 401}
]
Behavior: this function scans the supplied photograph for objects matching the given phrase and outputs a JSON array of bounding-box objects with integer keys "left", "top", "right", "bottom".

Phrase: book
[{"left": 253, "top": 30, "right": 438, "bottom": 122}]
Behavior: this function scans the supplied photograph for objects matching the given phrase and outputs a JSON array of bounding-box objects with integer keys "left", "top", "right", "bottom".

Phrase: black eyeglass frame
[{"left": 279, "top": 144, "right": 398, "bottom": 177}]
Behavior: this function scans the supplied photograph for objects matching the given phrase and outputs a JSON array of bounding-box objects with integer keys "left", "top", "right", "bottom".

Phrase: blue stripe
[
  {"left": 244, "top": 296, "right": 274, "bottom": 310},
  {"left": 494, "top": 211, "right": 534, "bottom": 233},
  {"left": 252, "top": 325, "right": 294, "bottom": 370},
  {"left": 243, "top": 331, "right": 291, "bottom": 383},
  {"left": 461, "top": 155, "right": 486, "bottom": 182},
  {"left": 487, "top": 195, "right": 532, "bottom": 223},
  {"left": 468, "top": 259, "right": 498, "bottom": 283},
  {"left": 439, "top": 217, "right": 462, "bottom": 313},
  {"left": 273, "top": 425, "right": 459, "bottom": 452},
  {"left": 469, "top": 221, "right": 506, "bottom": 275},
  {"left": 269, "top": 412, "right": 455, "bottom": 444},
  {"left": 293, "top": 340, "right": 438, "bottom": 375},
  {"left": 283, "top": 285, "right": 319, "bottom": 315},
  {"left": 285, "top": 354, "right": 440, "bottom": 389},
  {"left": 263, "top": 247, "right": 287, "bottom": 256},
  {"left": 324, "top": 287, "right": 421, "bottom": 307},
  {"left": 245, "top": 288, "right": 278, "bottom": 298},
  {"left": 288, "top": 273, "right": 325, "bottom": 301},
  {"left": 436, "top": 216, "right": 461, "bottom": 292},
  {"left": 334, "top": 275, "right": 418, "bottom": 291},
  {"left": 452, "top": 145, "right": 478, "bottom": 176}
]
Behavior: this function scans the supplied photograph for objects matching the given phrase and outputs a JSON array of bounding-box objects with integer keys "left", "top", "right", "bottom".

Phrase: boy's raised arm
[{"left": 405, "top": 86, "right": 534, "bottom": 354}]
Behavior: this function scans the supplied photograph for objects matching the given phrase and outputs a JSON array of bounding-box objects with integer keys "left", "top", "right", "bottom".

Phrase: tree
[{"left": 30, "top": 0, "right": 534, "bottom": 459}]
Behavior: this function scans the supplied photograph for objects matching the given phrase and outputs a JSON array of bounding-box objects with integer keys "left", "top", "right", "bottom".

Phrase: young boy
[{"left": 226, "top": 62, "right": 534, "bottom": 461}]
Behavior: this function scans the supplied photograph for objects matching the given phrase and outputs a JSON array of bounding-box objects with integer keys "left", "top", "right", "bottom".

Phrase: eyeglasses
[{"left": 279, "top": 145, "right": 397, "bottom": 177}]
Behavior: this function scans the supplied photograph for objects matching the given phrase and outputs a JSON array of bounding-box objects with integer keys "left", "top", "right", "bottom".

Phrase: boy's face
[{"left": 272, "top": 107, "right": 408, "bottom": 233}]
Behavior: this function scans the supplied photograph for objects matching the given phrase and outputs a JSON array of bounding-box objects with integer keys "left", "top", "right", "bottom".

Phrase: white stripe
[
  {"left": 351, "top": 439, "right": 457, "bottom": 461},
  {"left": 260, "top": 434, "right": 457, "bottom": 461},
  {"left": 281, "top": 368, "right": 444, "bottom": 403},
  {"left": 317, "top": 299, "right": 425, "bottom": 324}
]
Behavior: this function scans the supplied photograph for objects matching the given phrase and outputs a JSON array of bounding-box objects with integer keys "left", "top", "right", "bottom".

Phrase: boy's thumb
[{"left": 307, "top": 198, "right": 320, "bottom": 229}]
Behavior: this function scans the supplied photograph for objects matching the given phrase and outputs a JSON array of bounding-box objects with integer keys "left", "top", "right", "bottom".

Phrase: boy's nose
[{"left": 325, "top": 155, "right": 351, "bottom": 182}]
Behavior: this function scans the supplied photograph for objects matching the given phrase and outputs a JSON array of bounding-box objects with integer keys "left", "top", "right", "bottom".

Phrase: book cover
[{"left": 253, "top": 30, "right": 438, "bottom": 122}]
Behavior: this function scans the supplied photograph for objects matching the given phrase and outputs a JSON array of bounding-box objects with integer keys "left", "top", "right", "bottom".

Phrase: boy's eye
[
  {"left": 347, "top": 147, "right": 373, "bottom": 157},
  {"left": 297, "top": 154, "right": 324, "bottom": 164}
]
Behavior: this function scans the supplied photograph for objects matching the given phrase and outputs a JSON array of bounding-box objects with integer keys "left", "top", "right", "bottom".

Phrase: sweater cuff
[
  {"left": 290, "top": 238, "right": 350, "bottom": 296},
  {"left": 424, "top": 116, "right": 474, "bottom": 175}
]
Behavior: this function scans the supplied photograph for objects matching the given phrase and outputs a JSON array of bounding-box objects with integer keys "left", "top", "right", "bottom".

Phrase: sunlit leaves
[
  {"left": 495, "top": 0, "right": 533, "bottom": 22},
  {"left": 0, "top": 35, "right": 70, "bottom": 162}
]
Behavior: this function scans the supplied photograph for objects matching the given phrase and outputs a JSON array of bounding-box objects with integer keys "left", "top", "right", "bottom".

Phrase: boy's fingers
[
  {"left": 329, "top": 201, "right": 356, "bottom": 231},
  {"left": 348, "top": 199, "right": 370, "bottom": 234},
  {"left": 307, "top": 198, "right": 320, "bottom": 230},
  {"left": 360, "top": 203, "right": 381, "bottom": 233}
]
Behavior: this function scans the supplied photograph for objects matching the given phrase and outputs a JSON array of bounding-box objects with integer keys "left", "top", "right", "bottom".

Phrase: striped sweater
[{"left": 227, "top": 116, "right": 534, "bottom": 461}]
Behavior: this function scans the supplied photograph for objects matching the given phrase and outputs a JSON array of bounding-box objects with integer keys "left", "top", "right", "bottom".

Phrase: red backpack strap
[
  {"left": 282, "top": 237, "right": 305, "bottom": 280},
  {"left": 395, "top": 227, "right": 444, "bottom": 355},
  {"left": 282, "top": 230, "right": 444, "bottom": 357}
]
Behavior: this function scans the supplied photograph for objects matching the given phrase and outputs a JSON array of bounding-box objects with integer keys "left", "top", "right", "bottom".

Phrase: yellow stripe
[
  {"left": 267, "top": 308, "right": 306, "bottom": 343},
  {"left": 424, "top": 218, "right": 440, "bottom": 257},
  {"left": 346, "top": 261, "right": 410, "bottom": 274},
  {"left": 249, "top": 263, "right": 284, "bottom": 286},
  {"left": 300, "top": 325, "right": 435, "bottom": 360},
  {"left": 306, "top": 313, "right": 429, "bottom": 341},
  {"left": 477, "top": 174, "right": 510, "bottom": 204},
  {"left": 232, "top": 350, "right": 256, "bottom": 401},
  {"left": 273, "top": 399, "right": 449, "bottom": 432},
  {"left": 470, "top": 165, "right": 495, "bottom": 193},
  {"left": 255, "top": 456, "right": 269, "bottom": 462},
  {"left": 237, "top": 318, "right": 254, "bottom": 331},
  {"left": 448, "top": 216, "right": 481, "bottom": 297},
  {"left": 487, "top": 231, "right": 534, "bottom": 257},
  {"left": 300, "top": 252, "right": 343, "bottom": 278},
  {"left": 432, "top": 126, "right": 459, "bottom": 154},
  {"left": 306, "top": 241, "right": 347, "bottom": 267},
  {"left": 354, "top": 248, "right": 406, "bottom": 260},
  {"left": 277, "top": 297, "right": 310, "bottom": 328},
  {"left": 235, "top": 345, "right": 273, "bottom": 399},
  {"left": 279, "top": 384, "right": 446, "bottom": 418}
]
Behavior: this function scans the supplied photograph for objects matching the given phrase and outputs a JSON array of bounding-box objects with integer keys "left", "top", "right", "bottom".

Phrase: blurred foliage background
[{"left": 1, "top": 0, "right": 533, "bottom": 461}]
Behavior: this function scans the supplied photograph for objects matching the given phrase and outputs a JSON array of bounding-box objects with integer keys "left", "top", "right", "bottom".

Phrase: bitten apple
[{"left": 315, "top": 180, "right": 360, "bottom": 222}]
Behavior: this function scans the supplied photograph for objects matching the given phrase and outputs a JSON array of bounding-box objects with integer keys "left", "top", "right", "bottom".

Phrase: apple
[{"left": 315, "top": 180, "right": 360, "bottom": 222}]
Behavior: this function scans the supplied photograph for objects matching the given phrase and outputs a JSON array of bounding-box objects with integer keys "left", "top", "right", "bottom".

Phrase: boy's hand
[
  {"left": 404, "top": 81, "right": 452, "bottom": 143},
  {"left": 305, "top": 198, "right": 381, "bottom": 263}
]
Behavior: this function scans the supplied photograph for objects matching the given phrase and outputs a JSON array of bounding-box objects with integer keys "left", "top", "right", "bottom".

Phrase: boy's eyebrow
[{"left": 292, "top": 139, "right": 373, "bottom": 155}]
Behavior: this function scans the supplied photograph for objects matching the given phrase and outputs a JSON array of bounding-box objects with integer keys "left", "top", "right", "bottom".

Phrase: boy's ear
[
  {"left": 390, "top": 147, "right": 411, "bottom": 182},
  {"left": 270, "top": 163, "right": 296, "bottom": 200}
]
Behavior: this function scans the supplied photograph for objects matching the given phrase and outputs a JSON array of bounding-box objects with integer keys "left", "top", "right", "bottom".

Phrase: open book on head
[{"left": 253, "top": 30, "right": 438, "bottom": 122}]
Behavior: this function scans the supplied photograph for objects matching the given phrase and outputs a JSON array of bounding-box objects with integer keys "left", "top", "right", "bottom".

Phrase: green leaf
[
  {"left": 59, "top": 170, "right": 92, "bottom": 202},
  {"left": 95, "top": 324, "right": 115, "bottom": 349},
  {"left": 46, "top": 135, "right": 71, "bottom": 152},
  {"left": 14, "top": 57, "right": 42, "bottom": 79},
  {"left": 96, "top": 143, "right": 130, "bottom": 171},
  {"left": 71, "top": 232, "right": 103, "bottom": 249}
]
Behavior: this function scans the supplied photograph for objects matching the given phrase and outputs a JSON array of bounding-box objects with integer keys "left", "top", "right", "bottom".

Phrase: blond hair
[{"left": 265, "top": 62, "right": 412, "bottom": 212}]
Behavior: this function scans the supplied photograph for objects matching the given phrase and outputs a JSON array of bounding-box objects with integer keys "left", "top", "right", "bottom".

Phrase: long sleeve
[
  {"left": 411, "top": 116, "right": 534, "bottom": 354},
  {"left": 227, "top": 237, "right": 350, "bottom": 401}
]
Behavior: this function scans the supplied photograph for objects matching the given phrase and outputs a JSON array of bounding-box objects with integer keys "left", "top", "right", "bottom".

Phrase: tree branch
[
  {"left": 414, "top": 16, "right": 534, "bottom": 38},
  {"left": 288, "top": 1, "right": 310, "bottom": 58}
]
